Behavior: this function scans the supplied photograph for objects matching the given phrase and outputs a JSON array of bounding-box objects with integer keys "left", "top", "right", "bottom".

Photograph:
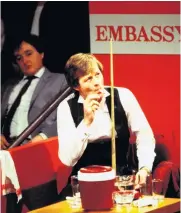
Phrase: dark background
[{"left": 1, "top": 1, "right": 90, "bottom": 84}]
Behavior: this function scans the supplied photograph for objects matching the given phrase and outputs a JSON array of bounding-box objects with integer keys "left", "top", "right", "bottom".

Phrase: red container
[{"left": 78, "top": 165, "right": 115, "bottom": 210}]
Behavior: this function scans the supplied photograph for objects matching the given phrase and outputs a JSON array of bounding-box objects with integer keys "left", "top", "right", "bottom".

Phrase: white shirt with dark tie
[{"left": 8, "top": 67, "right": 45, "bottom": 139}]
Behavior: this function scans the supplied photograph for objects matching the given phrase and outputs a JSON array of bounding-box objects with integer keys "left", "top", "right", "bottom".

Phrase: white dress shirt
[
  {"left": 8, "top": 67, "right": 45, "bottom": 139},
  {"left": 57, "top": 87, "right": 156, "bottom": 171}
]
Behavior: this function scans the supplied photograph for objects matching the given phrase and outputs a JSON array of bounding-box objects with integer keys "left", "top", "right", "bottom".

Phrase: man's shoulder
[
  {"left": 44, "top": 68, "right": 65, "bottom": 77},
  {"left": 43, "top": 68, "right": 67, "bottom": 83},
  {"left": 104, "top": 86, "right": 135, "bottom": 102},
  {"left": 105, "top": 86, "right": 132, "bottom": 94},
  {"left": 51, "top": 73, "right": 66, "bottom": 80}
]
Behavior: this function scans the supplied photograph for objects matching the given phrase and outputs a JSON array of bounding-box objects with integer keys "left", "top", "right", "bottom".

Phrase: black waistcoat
[{"left": 68, "top": 88, "right": 130, "bottom": 175}]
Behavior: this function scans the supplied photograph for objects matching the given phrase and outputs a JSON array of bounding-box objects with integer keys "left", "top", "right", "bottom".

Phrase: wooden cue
[{"left": 110, "top": 38, "right": 116, "bottom": 172}]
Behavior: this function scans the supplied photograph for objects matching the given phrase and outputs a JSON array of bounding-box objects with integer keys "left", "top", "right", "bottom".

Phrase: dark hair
[{"left": 13, "top": 34, "right": 44, "bottom": 54}]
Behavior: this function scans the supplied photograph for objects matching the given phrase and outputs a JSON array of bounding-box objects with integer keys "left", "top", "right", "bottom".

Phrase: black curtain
[{"left": 1, "top": 1, "right": 90, "bottom": 84}]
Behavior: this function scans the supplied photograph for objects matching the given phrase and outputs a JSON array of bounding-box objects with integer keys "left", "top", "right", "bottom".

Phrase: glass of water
[
  {"left": 70, "top": 175, "right": 81, "bottom": 208},
  {"left": 152, "top": 179, "right": 165, "bottom": 200},
  {"left": 71, "top": 175, "right": 80, "bottom": 197},
  {"left": 113, "top": 175, "right": 135, "bottom": 205}
]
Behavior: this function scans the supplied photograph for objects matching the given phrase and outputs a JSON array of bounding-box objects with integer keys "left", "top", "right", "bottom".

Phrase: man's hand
[
  {"left": 135, "top": 167, "right": 151, "bottom": 189},
  {"left": 83, "top": 93, "right": 103, "bottom": 126},
  {"left": 0, "top": 135, "right": 10, "bottom": 150},
  {"left": 31, "top": 135, "right": 44, "bottom": 143}
]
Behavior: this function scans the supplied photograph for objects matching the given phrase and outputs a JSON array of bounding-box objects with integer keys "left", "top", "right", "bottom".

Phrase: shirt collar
[
  {"left": 23, "top": 67, "right": 45, "bottom": 80},
  {"left": 77, "top": 88, "right": 110, "bottom": 104}
]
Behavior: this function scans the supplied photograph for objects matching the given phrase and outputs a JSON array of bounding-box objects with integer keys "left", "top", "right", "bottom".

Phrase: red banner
[{"left": 89, "top": 1, "right": 180, "bottom": 166}]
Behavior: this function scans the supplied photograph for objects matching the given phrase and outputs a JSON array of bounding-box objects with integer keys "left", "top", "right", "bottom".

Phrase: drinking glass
[
  {"left": 69, "top": 175, "right": 81, "bottom": 208},
  {"left": 71, "top": 175, "right": 80, "bottom": 198},
  {"left": 152, "top": 179, "right": 165, "bottom": 200},
  {"left": 113, "top": 175, "right": 135, "bottom": 205}
]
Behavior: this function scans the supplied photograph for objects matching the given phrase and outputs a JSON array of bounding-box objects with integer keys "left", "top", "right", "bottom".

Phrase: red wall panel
[
  {"left": 89, "top": 1, "right": 180, "bottom": 166},
  {"left": 95, "top": 53, "right": 180, "bottom": 166}
]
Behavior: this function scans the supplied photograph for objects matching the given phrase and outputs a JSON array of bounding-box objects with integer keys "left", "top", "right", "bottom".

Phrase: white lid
[{"left": 78, "top": 165, "right": 116, "bottom": 182}]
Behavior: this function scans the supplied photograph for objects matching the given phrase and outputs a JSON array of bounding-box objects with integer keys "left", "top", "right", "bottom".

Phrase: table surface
[{"left": 29, "top": 198, "right": 180, "bottom": 213}]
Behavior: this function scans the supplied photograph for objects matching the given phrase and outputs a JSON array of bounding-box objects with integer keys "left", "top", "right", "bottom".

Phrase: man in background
[{"left": 1, "top": 34, "right": 68, "bottom": 149}]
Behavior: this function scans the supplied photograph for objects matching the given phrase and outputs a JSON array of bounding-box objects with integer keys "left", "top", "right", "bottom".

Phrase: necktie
[{"left": 2, "top": 76, "right": 36, "bottom": 140}]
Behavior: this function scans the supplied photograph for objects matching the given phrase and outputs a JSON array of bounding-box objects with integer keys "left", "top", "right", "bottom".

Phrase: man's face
[
  {"left": 14, "top": 41, "right": 44, "bottom": 76},
  {"left": 75, "top": 63, "right": 104, "bottom": 99}
]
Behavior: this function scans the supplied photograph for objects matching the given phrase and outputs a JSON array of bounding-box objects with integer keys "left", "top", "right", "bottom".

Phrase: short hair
[
  {"left": 13, "top": 34, "right": 44, "bottom": 54},
  {"left": 65, "top": 53, "right": 103, "bottom": 88}
]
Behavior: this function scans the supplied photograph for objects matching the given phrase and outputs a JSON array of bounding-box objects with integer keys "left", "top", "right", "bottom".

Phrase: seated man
[
  {"left": 57, "top": 53, "right": 156, "bottom": 189},
  {"left": 1, "top": 34, "right": 68, "bottom": 149}
]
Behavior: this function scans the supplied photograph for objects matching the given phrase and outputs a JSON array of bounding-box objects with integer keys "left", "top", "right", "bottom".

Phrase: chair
[
  {"left": 1, "top": 137, "right": 72, "bottom": 212},
  {"left": 127, "top": 133, "right": 180, "bottom": 198}
]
